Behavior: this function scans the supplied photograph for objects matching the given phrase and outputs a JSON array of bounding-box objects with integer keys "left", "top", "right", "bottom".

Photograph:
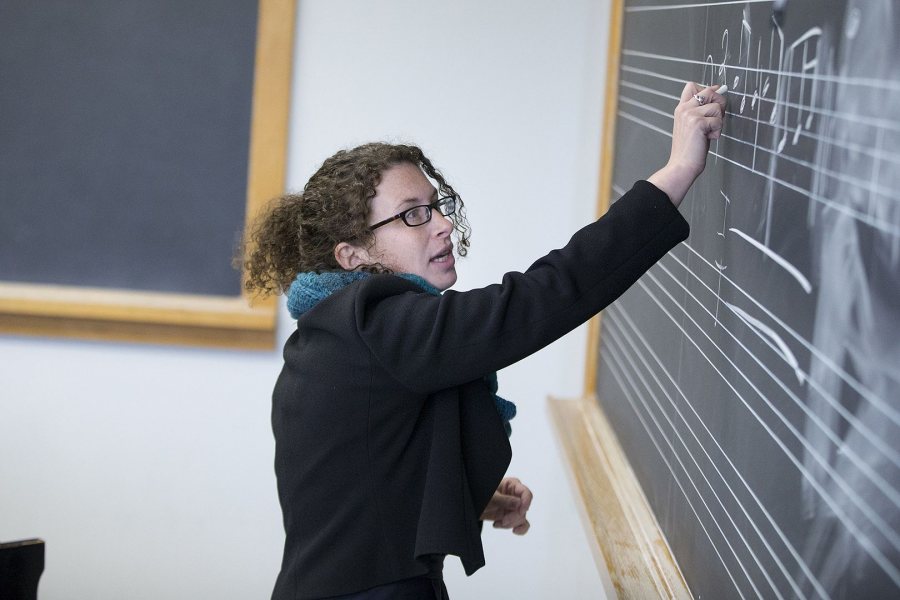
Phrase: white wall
[{"left": 0, "top": 1, "right": 615, "bottom": 597}]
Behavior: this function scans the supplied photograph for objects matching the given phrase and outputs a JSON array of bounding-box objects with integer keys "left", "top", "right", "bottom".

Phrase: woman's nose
[{"left": 431, "top": 210, "right": 453, "bottom": 236}]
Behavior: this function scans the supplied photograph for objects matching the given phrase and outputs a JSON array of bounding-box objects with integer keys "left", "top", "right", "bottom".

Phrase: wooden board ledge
[{"left": 548, "top": 394, "right": 691, "bottom": 599}]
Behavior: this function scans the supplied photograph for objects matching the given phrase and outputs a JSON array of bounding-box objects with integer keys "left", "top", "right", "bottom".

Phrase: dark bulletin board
[
  {"left": 590, "top": 0, "right": 900, "bottom": 598},
  {"left": 0, "top": 0, "right": 296, "bottom": 348},
  {"left": 0, "top": 0, "right": 257, "bottom": 296}
]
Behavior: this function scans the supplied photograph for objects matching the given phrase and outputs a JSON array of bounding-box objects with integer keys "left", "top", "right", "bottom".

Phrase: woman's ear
[{"left": 334, "top": 242, "right": 370, "bottom": 271}]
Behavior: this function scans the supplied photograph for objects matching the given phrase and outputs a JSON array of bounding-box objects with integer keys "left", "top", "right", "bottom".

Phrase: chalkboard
[
  {"left": 591, "top": 1, "right": 900, "bottom": 598},
  {"left": 0, "top": 0, "right": 295, "bottom": 348}
]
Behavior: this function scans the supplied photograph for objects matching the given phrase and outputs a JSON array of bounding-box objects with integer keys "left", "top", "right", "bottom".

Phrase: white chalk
[{"left": 717, "top": 85, "right": 729, "bottom": 95}]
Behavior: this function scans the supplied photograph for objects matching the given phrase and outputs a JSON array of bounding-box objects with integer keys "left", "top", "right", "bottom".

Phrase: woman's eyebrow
[{"left": 394, "top": 189, "right": 438, "bottom": 211}]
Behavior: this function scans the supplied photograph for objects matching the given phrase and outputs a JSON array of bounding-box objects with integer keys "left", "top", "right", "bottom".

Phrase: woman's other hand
[
  {"left": 648, "top": 82, "right": 727, "bottom": 207},
  {"left": 481, "top": 477, "right": 533, "bottom": 535}
]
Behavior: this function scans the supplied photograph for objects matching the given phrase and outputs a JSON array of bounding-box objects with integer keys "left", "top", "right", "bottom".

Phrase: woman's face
[{"left": 364, "top": 162, "right": 458, "bottom": 291}]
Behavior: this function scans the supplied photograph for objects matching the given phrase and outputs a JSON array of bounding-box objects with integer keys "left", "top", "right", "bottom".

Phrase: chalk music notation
[{"left": 604, "top": 1, "right": 900, "bottom": 599}]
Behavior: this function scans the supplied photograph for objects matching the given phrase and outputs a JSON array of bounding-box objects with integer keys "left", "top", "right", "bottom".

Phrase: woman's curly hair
[{"left": 237, "top": 142, "right": 470, "bottom": 296}]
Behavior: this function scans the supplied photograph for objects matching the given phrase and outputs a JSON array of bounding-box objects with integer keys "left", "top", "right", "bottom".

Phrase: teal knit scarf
[{"left": 287, "top": 271, "right": 516, "bottom": 436}]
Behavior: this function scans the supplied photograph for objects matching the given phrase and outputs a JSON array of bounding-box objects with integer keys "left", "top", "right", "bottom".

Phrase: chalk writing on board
[
  {"left": 600, "top": 1, "right": 900, "bottom": 598},
  {"left": 802, "top": 0, "right": 900, "bottom": 594}
]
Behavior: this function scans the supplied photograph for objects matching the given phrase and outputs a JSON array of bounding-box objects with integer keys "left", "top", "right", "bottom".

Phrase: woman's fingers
[
  {"left": 492, "top": 509, "right": 527, "bottom": 530},
  {"left": 686, "top": 104, "right": 725, "bottom": 140},
  {"left": 679, "top": 81, "right": 702, "bottom": 102},
  {"left": 648, "top": 82, "right": 728, "bottom": 205},
  {"left": 513, "top": 519, "right": 531, "bottom": 536},
  {"left": 498, "top": 477, "right": 533, "bottom": 513},
  {"left": 491, "top": 493, "right": 521, "bottom": 512},
  {"left": 687, "top": 84, "right": 727, "bottom": 109},
  {"left": 672, "top": 82, "right": 727, "bottom": 154},
  {"left": 697, "top": 87, "right": 726, "bottom": 139},
  {"left": 480, "top": 491, "right": 521, "bottom": 520},
  {"left": 488, "top": 477, "right": 533, "bottom": 535},
  {"left": 698, "top": 101, "right": 725, "bottom": 140},
  {"left": 706, "top": 115, "right": 725, "bottom": 139}
]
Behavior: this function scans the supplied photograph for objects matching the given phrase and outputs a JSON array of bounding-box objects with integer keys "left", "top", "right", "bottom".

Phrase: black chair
[{"left": 0, "top": 539, "right": 44, "bottom": 600}]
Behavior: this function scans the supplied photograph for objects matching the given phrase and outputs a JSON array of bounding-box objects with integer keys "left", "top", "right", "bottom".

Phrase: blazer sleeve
[{"left": 351, "top": 180, "right": 690, "bottom": 394}]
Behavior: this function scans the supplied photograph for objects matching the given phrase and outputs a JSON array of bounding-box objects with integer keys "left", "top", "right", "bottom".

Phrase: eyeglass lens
[{"left": 403, "top": 196, "right": 455, "bottom": 226}]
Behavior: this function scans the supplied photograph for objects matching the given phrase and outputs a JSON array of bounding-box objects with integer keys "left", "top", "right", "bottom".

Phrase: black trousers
[
  {"left": 325, "top": 555, "right": 448, "bottom": 600},
  {"left": 329, "top": 576, "right": 448, "bottom": 599}
]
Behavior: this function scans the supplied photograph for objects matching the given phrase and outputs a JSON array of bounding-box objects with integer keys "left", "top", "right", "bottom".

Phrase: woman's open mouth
[{"left": 430, "top": 246, "right": 454, "bottom": 264}]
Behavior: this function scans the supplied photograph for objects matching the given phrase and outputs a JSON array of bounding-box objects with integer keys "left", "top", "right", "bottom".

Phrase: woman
[{"left": 241, "top": 82, "right": 726, "bottom": 599}]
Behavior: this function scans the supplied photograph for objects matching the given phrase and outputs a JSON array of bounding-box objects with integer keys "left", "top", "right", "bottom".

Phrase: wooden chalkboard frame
[
  {"left": 0, "top": 0, "right": 295, "bottom": 350},
  {"left": 548, "top": 0, "right": 691, "bottom": 596}
]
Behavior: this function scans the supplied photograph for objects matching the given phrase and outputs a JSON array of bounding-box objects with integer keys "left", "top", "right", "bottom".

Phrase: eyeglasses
[{"left": 369, "top": 195, "right": 458, "bottom": 230}]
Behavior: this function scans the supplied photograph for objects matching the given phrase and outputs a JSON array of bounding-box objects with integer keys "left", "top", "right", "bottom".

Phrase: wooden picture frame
[{"left": 0, "top": 0, "right": 296, "bottom": 350}]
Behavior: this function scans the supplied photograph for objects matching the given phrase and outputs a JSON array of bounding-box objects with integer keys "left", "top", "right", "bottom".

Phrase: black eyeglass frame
[{"left": 368, "top": 195, "right": 458, "bottom": 231}]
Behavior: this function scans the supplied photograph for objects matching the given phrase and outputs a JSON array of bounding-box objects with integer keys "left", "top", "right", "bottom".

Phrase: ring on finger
[{"left": 693, "top": 93, "right": 708, "bottom": 106}]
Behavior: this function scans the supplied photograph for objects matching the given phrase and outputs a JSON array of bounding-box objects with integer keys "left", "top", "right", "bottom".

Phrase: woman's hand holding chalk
[
  {"left": 693, "top": 84, "right": 728, "bottom": 105},
  {"left": 647, "top": 81, "right": 728, "bottom": 206}
]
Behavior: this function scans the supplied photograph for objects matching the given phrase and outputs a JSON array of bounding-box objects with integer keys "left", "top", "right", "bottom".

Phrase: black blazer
[{"left": 270, "top": 181, "right": 690, "bottom": 599}]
